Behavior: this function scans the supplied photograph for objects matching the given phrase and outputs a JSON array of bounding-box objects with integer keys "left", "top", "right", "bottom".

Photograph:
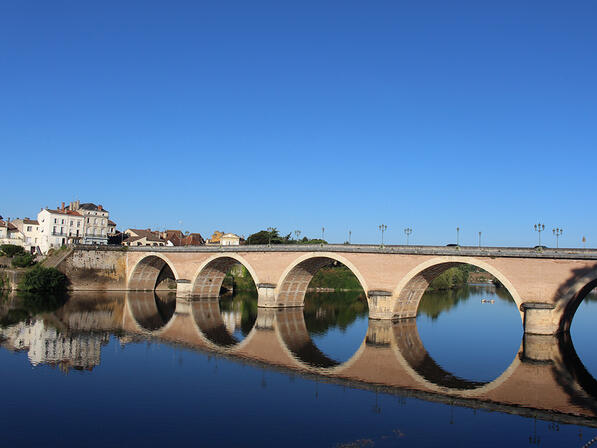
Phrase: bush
[
  {"left": 0, "top": 244, "right": 26, "bottom": 257},
  {"left": 19, "top": 265, "right": 68, "bottom": 293},
  {"left": 11, "top": 253, "right": 36, "bottom": 268}
]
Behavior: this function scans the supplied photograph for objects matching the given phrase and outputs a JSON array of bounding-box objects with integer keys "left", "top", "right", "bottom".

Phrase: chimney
[
  {"left": 61, "top": 202, "right": 65, "bottom": 211},
  {"left": 98, "top": 205, "right": 103, "bottom": 211}
]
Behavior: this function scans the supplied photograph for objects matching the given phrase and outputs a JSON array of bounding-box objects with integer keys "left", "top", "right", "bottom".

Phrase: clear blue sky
[{"left": 1, "top": 1, "right": 596, "bottom": 247}]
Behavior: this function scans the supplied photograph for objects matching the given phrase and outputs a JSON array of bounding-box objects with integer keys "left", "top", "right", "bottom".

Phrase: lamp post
[
  {"left": 456, "top": 227, "right": 460, "bottom": 246},
  {"left": 321, "top": 227, "right": 325, "bottom": 246},
  {"left": 534, "top": 223, "right": 545, "bottom": 247},
  {"left": 378, "top": 224, "right": 387, "bottom": 248},
  {"left": 348, "top": 230, "right": 352, "bottom": 245},
  {"left": 478, "top": 231, "right": 482, "bottom": 248},
  {"left": 404, "top": 227, "right": 412, "bottom": 246},
  {"left": 552, "top": 228, "right": 563, "bottom": 249},
  {"left": 583, "top": 236, "right": 587, "bottom": 248},
  {"left": 294, "top": 230, "right": 301, "bottom": 244}
]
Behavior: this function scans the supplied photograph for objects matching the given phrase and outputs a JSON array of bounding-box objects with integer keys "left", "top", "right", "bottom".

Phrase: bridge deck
[{"left": 80, "top": 244, "right": 597, "bottom": 260}]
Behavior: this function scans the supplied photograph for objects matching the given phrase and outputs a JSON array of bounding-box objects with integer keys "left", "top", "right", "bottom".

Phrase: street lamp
[
  {"left": 456, "top": 227, "right": 460, "bottom": 246},
  {"left": 378, "top": 224, "right": 387, "bottom": 248},
  {"left": 321, "top": 227, "right": 325, "bottom": 246},
  {"left": 534, "top": 223, "right": 545, "bottom": 247},
  {"left": 478, "top": 231, "right": 482, "bottom": 248},
  {"left": 404, "top": 227, "right": 412, "bottom": 246},
  {"left": 552, "top": 228, "right": 563, "bottom": 249},
  {"left": 348, "top": 230, "right": 352, "bottom": 245}
]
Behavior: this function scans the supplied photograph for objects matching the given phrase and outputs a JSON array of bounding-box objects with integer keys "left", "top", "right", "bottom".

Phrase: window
[
  {"left": 77, "top": 221, "right": 80, "bottom": 228},
  {"left": 87, "top": 218, "right": 90, "bottom": 223},
  {"left": 61, "top": 219, "right": 65, "bottom": 224},
  {"left": 26, "top": 226, "right": 32, "bottom": 232},
  {"left": 54, "top": 218, "right": 57, "bottom": 224},
  {"left": 60, "top": 227, "right": 64, "bottom": 234},
  {"left": 53, "top": 226, "right": 56, "bottom": 234}
]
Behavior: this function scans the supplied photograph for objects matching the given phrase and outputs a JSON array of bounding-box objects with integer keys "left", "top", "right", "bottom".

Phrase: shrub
[
  {"left": 11, "top": 253, "right": 36, "bottom": 268},
  {"left": 0, "top": 244, "right": 26, "bottom": 257},
  {"left": 19, "top": 265, "right": 68, "bottom": 293}
]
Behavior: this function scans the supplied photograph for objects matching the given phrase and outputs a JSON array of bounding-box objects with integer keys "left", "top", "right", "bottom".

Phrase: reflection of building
[
  {"left": 0, "top": 320, "right": 107, "bottom": 371},
  {"left": 221, "top": 304, "right": 243, "bottom": 334}
]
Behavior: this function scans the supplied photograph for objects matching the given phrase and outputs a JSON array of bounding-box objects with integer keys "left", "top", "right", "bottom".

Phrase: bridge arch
[
  {"left": 128, "top": 253, "right": 179, "bottom": 291},
  {"left": 190, "top": 254, "right": 260, "bottom": 298},
  {"left": 275, "top": 252, "right": 369, "bottom": 308},
  {"left": 391, "top": 256, "right": 523, "bottom": 321},
  {"left": 559, "top": 272, "right": 597, "bottom": 333}
]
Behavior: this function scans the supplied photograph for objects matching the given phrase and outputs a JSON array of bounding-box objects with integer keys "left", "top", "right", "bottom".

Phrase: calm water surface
[{"left": 1, "top": 285, "right": 597, "bottom": 447}]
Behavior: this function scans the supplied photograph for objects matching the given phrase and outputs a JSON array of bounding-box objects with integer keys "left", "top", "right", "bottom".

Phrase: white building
[
  {"left": 12, "top": 218, "right": 41, "bottom": 253},
  {"left": 66, "top": 201, "right": 110, "bottom": 245},
  {"left": 220, "top": 233, "right": 241, "bottom": 246},
  {"left": 37, "top": 207, "right": 85, "bottom": 254},
  {"left": 0, "top": 220, "right": 24, "bottom": 247}
]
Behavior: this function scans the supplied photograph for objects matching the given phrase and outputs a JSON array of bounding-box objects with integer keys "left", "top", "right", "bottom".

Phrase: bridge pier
[
  {"left": 257, "top": 283, "right": 279, "bottom": 307},
  {"left": 521, "top": 302, "right": 559, "bottom": 335},
  {"left": 175, "top": 279, "right": 193, "bottom": 298},
  {"left": 367, "top": 290, "right": 395, "bottom": 320}
]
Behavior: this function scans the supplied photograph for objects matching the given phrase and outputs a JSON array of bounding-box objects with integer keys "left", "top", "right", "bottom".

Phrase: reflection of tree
[
  {"left": 219, "top": 291, "right": 258, "bottom": 337},
  {"left": 303, "top": 291, "right": 368, "bottom": 335},
  {"left": 0, "top": 292, "right": 68, "bottom": 327}
]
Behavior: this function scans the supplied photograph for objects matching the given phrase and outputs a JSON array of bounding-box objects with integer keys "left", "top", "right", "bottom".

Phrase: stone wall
[{"left": 57, "top": 248, "right": 128, "bottom": 291}]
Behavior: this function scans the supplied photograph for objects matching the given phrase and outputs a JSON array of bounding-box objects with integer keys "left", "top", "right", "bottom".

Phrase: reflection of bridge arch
[
  {"left": 275, "top": 253, "right": 369, "bottom": 307},
  {"left": 125, "top": 291, "right": 178, "bottom": 334},
  {"left": 389, "top": 318, "right": 522, "bottom": 397},
  {"left": 190, "top": 254, "right": 259, "bottom": 297},
  {"left": 273, "top": 308, "right": 367, "bottom": 373},
  {"left": 391, "top": 257, "right": 523, "bottom": 321},
  {"left": 128, "top": 253, "right": 179, "bottom": 291}
]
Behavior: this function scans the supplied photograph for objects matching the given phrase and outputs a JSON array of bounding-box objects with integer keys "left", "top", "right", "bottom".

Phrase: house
[
  {"left": 123, "top": 229, "right": 167, "bottom": 247},
  {"left": 180, "top": 233, "right": 205, "bottom": 246},
  {"left": 206, "top": 230, "right": 224, "bottom": 245},
  {"left": 220, "top": 233, "right": 241, "bottom": 246},
  {"left": 12, "top": 218, "right": 41, "bottom": 253},
  {"left": 66, "top": 201, "right": 110, "bottom": 246},
  {"left": 107, "top": 220, "right": 117, "bottom": 236},
  {"left": 37, "top": 207, "right": 85, "bottom": 254},
  {"left": 0, "top": 220, "right": 24, "bottom": 247}
]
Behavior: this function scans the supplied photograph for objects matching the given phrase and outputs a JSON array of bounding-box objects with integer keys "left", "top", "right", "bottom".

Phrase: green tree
[
  {"left": 19, "top": 265, "right": 68, "bottom": 293},
  {"left": 11, "top": 253, "right": 36, "bottom": 268},
  {"left": 0, "top": 244, "right": 26, "bottom": 257}
]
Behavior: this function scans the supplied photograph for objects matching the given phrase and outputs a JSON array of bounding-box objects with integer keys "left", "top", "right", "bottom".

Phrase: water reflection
[
  {"left": 2, "top": 288, "right": 597, "bottom": 432},
  {"left": 417, "top": 285, "right": 522, "bottom": 384}
]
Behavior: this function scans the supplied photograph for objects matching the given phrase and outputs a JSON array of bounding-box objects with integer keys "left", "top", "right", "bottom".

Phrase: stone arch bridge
[{"left": 64, "top": 244, "right": 597, "bottom": 335}]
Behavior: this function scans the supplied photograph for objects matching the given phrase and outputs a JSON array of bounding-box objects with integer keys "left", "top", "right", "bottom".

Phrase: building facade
[
  {"left": 12, "top": 218, "right": 41, "bottom": 253},
  {"left": 37, "top": 207, "right": 85, "bottom": 254},
  {"left": 66, "top": 201, "right": 110, "bottom": 245}
]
